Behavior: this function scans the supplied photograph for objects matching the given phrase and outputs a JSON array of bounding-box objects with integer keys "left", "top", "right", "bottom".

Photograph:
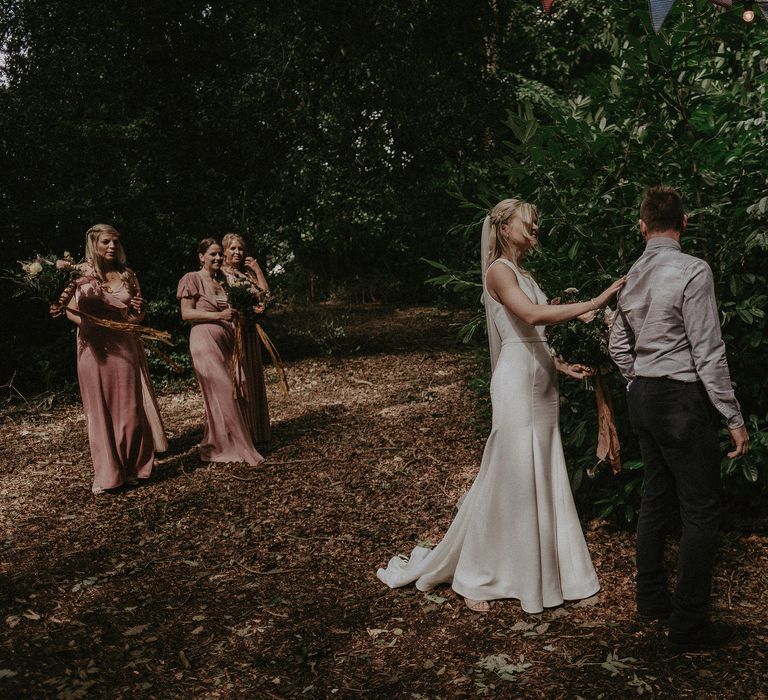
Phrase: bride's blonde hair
[{"left": 488, "top": 199, "right": 538, "bottom": 265}]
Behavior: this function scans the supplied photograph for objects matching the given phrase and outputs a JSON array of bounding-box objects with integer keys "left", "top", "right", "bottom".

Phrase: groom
[{"left": 609, "top": 186, "right": 749, "bottom": 652}]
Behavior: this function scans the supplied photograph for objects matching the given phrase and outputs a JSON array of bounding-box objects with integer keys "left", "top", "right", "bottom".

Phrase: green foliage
[
  {"left": 546, "top": 292, "right": 611, "bottom": 368},
  {"left": 423, "top": 259, "right": 485, "bottom": 343},
  {"left": 2, "top": 0, "right": 572, "bottom": 392},
  {"left": 446, "top": 1, "right": 768, "bottom": 524}
]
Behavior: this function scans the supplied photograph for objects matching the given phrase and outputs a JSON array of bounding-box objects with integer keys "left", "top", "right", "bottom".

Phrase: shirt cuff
[{"left": 727, "top": 414, "right": 745, "bottom": 430}]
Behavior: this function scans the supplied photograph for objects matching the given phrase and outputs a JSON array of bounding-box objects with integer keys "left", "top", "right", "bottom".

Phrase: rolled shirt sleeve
[{"left": 682, "top": 261, "right": 744, "bottom": 428}]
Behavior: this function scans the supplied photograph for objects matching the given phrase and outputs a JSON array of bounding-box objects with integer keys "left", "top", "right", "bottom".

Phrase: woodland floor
[{"left": 1, "top": 305, "right": 767, "bottom": 699}]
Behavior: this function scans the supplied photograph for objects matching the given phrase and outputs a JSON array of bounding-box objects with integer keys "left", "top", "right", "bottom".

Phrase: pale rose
[
  {"left": 56, "top": 259, "right": 72, "bottom": 270},
  {"left": 563, "top": 287, "right": 579, "bottom": 294},
  {"left": 28, "top": 261, "right": 43, "bottom": 276}
]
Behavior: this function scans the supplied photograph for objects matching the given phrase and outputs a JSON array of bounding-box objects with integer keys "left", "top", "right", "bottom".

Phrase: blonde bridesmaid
[
  {"left": 62, "top": 224, "right": 167, "bottom": 494},
  {"left": 177, "top": 238, "right": 264, "bottom": 466},
  {"left": 221, "top": 232, "right": 272, "bottom": 449}
]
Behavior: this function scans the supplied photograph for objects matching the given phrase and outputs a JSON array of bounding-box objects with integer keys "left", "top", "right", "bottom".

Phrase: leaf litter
[{"left": 0, "top": 305, "right": 767, "bottom": 697}]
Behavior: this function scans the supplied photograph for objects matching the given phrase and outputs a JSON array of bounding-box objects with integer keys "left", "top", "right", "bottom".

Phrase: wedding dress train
[{"left": 377, "top": 259, "right": 599, "bottom": 612}]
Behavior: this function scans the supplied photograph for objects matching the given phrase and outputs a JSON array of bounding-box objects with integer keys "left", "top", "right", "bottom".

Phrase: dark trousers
[{"left": 627, "top": 377, "right": 721, "bottom": 634}]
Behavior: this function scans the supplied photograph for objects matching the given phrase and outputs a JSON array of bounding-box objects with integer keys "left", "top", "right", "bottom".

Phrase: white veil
[{"left": 481, "top": 215, "right": 502, "bottom": 374}]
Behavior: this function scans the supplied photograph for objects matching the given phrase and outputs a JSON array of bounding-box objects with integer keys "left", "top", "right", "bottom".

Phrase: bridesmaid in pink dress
[
  {"left": 63, "top": 224, "right": 168, "bottom": 494},
  {"left": 221, "top": 232, "right": 272, "bottom": 449},
  {"left": 177, "top": 238, "right": 264, "bottom": 466}
]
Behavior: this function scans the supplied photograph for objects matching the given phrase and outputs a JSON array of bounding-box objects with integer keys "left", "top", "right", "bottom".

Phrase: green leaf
[{"left": 741, "top": 461, "right": 758, "bottom": 483}]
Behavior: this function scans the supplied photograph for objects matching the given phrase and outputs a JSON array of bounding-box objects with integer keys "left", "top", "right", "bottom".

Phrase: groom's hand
[{"left": 727, "top": 425, "right": 749, "bottom": 458}]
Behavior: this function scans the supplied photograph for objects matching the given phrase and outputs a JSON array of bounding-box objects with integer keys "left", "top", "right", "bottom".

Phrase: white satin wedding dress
[{"left": 377, "top": 258, "right": 599, "bottom": 612}]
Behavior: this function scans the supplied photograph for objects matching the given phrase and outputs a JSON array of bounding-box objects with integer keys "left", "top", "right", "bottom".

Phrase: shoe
[
  {"left": 91, "top": 485, "right": 106, "bottom": 495},
  {"left": 464, "top": 597, "right": 491, "bottom": 613},
  {"left": 668, "top": 621, "right": 734, "bottom": 652}
]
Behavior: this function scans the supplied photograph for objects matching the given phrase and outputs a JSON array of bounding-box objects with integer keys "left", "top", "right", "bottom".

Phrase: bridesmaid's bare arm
[
  {"left": 64, "top": 294, "right": 81, "bottom": 327},
  {"left": 244, "top": 257, "right": 270, "bottom": 295},
  {"left": 128, "top": 272, "right": 146, "bottom": 323},
  {"left": 180, "top": 297, "right": 234, "bottom": 323}
]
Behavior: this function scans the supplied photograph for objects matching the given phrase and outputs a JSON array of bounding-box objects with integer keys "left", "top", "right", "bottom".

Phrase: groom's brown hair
[{"left": 640, "top": 186, "right": 685, "bottom": 233}]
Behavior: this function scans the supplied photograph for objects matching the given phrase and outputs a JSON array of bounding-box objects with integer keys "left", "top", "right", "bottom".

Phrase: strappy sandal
[{"left": 464, "top": 598, "right": 491, "bottom": 613}]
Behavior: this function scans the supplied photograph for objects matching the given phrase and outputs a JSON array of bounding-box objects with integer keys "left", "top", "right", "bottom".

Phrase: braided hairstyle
[{"left": 487, "top": 199, "right": 538, "bottom": 269}]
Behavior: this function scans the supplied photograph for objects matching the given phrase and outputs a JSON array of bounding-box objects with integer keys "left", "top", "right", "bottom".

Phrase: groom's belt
[{"left": 636, "top": 375, "right": 700, "bottom": 385}]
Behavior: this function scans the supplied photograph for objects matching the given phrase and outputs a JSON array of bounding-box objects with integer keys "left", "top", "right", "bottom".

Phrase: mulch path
[{"left": 1, "top": 305, "right": 767, "bottom": 698}]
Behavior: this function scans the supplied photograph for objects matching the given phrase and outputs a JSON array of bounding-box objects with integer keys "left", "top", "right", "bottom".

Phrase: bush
[{"left": 435, "top": 4, "right": 768, "bottom": 526}]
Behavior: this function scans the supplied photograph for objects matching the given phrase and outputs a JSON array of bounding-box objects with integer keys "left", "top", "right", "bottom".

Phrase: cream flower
[{"left": 28, "top": 261, "right": 43, "bottom": 277}]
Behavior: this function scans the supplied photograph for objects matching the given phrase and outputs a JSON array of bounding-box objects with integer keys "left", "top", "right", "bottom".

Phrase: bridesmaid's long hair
[
  {"left": 84, "top": 223, "right": 135, "bottom": 288},
  {"left": 488, "top": 199, "right": 538, "bottom": 269}
]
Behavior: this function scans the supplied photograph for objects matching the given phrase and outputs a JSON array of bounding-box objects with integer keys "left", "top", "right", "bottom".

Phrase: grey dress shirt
[{"left": 609, "top": 237, "right": 743, "bottom": 429}]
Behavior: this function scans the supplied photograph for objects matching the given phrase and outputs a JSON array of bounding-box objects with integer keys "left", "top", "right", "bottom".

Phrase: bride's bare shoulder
[
  {"left": 486, "top": 260, "right": 520, "bottom": 284},
  {"left": 485, "top": 261, "right": 522, "bottom": 300}
]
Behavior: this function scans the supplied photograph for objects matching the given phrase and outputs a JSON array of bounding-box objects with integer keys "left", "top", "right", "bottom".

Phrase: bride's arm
[{"left": 486, "top": 265, "right": 622, "bottom": 326}]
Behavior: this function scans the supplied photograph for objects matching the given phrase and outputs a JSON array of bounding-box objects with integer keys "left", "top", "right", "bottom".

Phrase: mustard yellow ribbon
[
  {"left": 231, "top": 319, "right": 289, "bottom": 399},
  {"left": 594, "top": 374, "right": 622, "bottom": 474}
]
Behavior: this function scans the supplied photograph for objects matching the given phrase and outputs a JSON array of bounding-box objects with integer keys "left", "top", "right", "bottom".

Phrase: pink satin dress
[
  {"left": 75, "top": 275, "right": 167, "bottom": 493},
  {"left": 177, "top": 271, "right": 264, "bottom": 466},
  {"left": 223, "top": 268, "right": 272, "bottom": 447}
]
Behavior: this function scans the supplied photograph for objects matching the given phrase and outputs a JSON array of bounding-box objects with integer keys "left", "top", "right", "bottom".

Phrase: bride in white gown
[{"left": 377, "top": 198, "right": 624, "bottom": 613}]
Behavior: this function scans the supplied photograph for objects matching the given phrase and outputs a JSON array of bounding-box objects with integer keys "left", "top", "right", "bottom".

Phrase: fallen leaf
[
  {"left": 574, "top": 595, "right": 600, "bottom": 608},
  {"left": 510, "top": 621, "right": 535, "bottom": 631},
  {"left": 424, "top": 592, "right": 448, "bottom": 604},
  {"left": 124, "top": 624, "right": 149, "bottom": 636}
]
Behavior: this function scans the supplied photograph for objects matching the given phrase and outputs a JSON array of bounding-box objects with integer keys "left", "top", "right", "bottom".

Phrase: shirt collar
[{"left": 644, "top": 237, "right": 681, "bottom": 253}]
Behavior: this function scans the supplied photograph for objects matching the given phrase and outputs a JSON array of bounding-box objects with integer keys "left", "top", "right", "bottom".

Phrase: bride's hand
[
  {"left": 557, "top": 360, "right": 596, "bottom": 380},
  {"left": 591, "top": 276, "right": 626, "bottom": 309}
]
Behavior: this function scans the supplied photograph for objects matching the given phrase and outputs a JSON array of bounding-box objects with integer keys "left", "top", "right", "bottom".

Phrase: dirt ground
[{"left": 1, "top": 305, "right": 767, "bottom": 699}]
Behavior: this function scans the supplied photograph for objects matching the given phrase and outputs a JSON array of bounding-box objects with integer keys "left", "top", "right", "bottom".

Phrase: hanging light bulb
[{"left": 742, "top": 2, "right": 756, "bottom": 21}]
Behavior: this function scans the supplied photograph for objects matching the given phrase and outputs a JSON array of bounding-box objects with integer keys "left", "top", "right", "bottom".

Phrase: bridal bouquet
[
  {"left": 547, "top": 287, "right": 621, "bottom": 474},
  {"left": 222, "top": 276, "right": 266, "bottom": 322},
  {"left": 223, "top": 275, "right": 288, "bottom": 398},
  {"left": 546, "top": 287, "right": 612, "bottom": 370},
  {"left": 8, "top": 252, "right": 85, "bottom": 304}
]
